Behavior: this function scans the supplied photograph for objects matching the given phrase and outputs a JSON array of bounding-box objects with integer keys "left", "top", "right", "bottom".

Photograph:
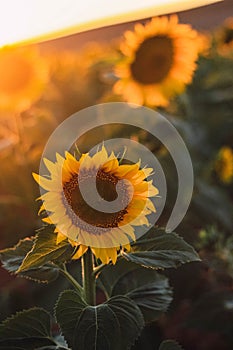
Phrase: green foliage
[
  {"left": 123, "top": 228, "right": 200, "bottom": 269},
  {"left": 16, "top": 226, "right": 75, "bottom": 273},
  {"left": 55, "top": 290, "right": 144, "bottom": 350},
  {"left": 0, "top": 237, "right": 59, "bottom": 283},
  {"left": 0, "top": 223, "right": 200, "bottom": 349},
  {"left": 98, "top": 259, "right": 173, "bottom": 322},
  {"left": 0, "top": 308, "right": 69, "bottom": 350}
]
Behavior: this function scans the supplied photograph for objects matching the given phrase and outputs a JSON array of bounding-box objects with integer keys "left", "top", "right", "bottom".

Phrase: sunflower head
[
  {"left": 0, "top": 46, "right": 48, "bottom": 113},
  {"left": 33, "top": 146, "right": 158, "bottom": 264},
  {"left": 114, "top": 15, "right": 203, "bottom": 107}
]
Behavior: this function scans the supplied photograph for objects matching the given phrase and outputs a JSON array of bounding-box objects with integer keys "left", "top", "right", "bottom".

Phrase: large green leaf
[
  {"left": 98, "top": 259, "right": 172, "bottom": 322},
  {"left": 0, "top": 237, "right": 59, "bottom": 283},
  {"left": 97, "top": 259, "right": 138, "bottom": 297},
  {"left": 17, "top": 226, "right": 75, "bottom": 273},
  {"left": 114, "top": 270, "right": 172, "bottom": 322},
  {"left": 123, "top": 229, "right": 200, "bottom": 269},
  {"left": 55, "top": 290, "right": 144, "bottom": 350},
  {"left": 159, "top": 340, "right": 184, "bottom": 350},
  {"left": 0, "top": 308, "right": 69, "bottom": 350}
]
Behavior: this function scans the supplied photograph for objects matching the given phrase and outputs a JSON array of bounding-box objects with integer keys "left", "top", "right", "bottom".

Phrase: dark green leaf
[
  {"left": 0, "top": 307, "right": 51, "bottom": 339},
  {"left": 0, "top": 308, "right": 65, "bottom": 350},
  {"left": 55, "top": 290, "right": 144, "bottom": 350},
  {"left": 99, "top": 259, "right": 172, "bottom": 322},
  {"left": 159, "top": 340, "right": 184, "bottom": 350},
  {"left": 114, "top": 270, "right": 172, "bottom": 322},
  {"left": 0, "top": 337, "right": 56, "bottom": 350},
  {"left": 97, "top": 258, "right": 138, "bottom": 297},
  {"left": 106, "top": 296, "right": 144, "bottom": 350},
  {"left": 123, "top": 229, "right": 200, "bottom": 269},
  {"left": 17, "top": 226, "right": 75, "bottom": 273},
  {"left": 0, "top": 237, "right": 59, "bottom": 283}
]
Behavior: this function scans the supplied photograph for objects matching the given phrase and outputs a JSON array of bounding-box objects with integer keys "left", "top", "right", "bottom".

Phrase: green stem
[
  {"left": 93, "top": 253, "right": 122, "bottom": 277},
  {"left": 59, "top": 264, "right": 83, "bottom": 295},
  {"left": 82, "top": 248, "right": 96, "bottom": 305},
  {"left": 92, "top": 262, "right": 106, "bottom": 277}
]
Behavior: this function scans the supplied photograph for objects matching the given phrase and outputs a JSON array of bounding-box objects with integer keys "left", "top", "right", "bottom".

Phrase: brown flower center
[
  {"left": 130, "top": 35, "right": 174, "bottom": 85},
  {"left": 63, "top": 169, "right": 130, "bottom": 231}
]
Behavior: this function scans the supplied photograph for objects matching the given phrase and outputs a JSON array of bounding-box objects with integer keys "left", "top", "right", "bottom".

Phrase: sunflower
[
  {"left": 215, "top": 146, "right": 233, "bottom": 184},
  {"left": 114, "top": 15, "right": 203, "bottom": 107},
  {"left": 0, "top": 46, "right": 48, "bottom": 112},
  {"left": 33, "top": 146, "right": 158, "bottom": 264}
]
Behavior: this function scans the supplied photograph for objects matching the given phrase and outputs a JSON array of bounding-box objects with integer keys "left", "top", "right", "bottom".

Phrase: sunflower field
[{"left": 0, "top": 5, "right": 232, "bottom": 350}]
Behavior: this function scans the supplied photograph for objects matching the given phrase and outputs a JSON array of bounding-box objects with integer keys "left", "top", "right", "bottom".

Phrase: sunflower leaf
[
  {"left": 0, "top": 237, "right": 59, "bottom": 283},
  {"left": 55, "top": 289, "right": 144, "bottom": 350},
  {"left": 0, "top": 308, "right": 68, "bottom": 350},
  {"left": 123, "top": 229, "right": 200, "bottom": 269},
  {"left": 17, "top": 226, "right": 75, "bottom": 273},
  {"left": 98, "top": 259, "right": 172, "bottom": 322},
  {"left": 159, "top": 340, "right": 184, "bottom": 350},
  {"left": 113, "top": 269, "right": 173, "bottom": 322},
  {"left": 97, "top": 258, "right": 139, "bottom": 297}
]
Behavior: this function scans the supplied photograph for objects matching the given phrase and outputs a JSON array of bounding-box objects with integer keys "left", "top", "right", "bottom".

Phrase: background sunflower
[
  {"left": 114, "top": 15, "right": 204, "bottom": 107},
  {"left": 0, "top": 46, "right": 48, "bottom": 113}
]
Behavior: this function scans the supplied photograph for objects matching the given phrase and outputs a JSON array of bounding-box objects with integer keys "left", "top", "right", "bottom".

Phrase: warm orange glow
[
  {"left": 0, "top": 0, "right": 222, "bottom": 47},
  {"left": 0, "top": 47, "right": 48, "bottom": 112},
  {"left": 0, "top": 53, "right": 32, "bottom": 94}
]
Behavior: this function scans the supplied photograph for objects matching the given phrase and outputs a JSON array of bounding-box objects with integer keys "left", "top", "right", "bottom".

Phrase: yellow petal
[
  {"left": 43, "top": 158, "right": 59, "bottom": 176},
  {"left": 123, "top": 244, "right": 131, "bottom": 252},
  {"left": 108, "top": 248, "right": 118, "bottom": 265},
  {"left": 119, "top": 224, "right": 135, "bottom": 240},
  {"left": 42, "top": 217, "right": 53, "bottom": 224},
  {"left": 65, "top": 152, "right": 79, "bottom": 173},
  {"left": 110, "top": 228, "right": 130, "bottom": 246},
  {"left": 133, "top": 181, "right": 149, "bottom": 194},
  {"left": 91, "top": 247, "right": 118, "bottom": 265},
  {"left": 56, "top": 153, "right": 65, "bottom": 165},
  {"left": 91, "top": 145, "right": 108, "bottom": 167},
  {"left": 56, "top": 232, "right": 67, "bottom": 244},
  {"left": 147, "top": 182, "right": 159, "bottom": 197},
  {"left": 114, "top": 163, "right": 140, "bottom": 178},
  {"left": 102, "top": 158, "right": 119, "bottom": 173},
  {"left": 79, "top": 153, "right": 92, "bottom": 169},
  {"left": 38, "top": 204, "right": 46, "bottom": 215},
  {"left": 32, "top": 173, "right": 60, "bottom": 191},
  {"left": 146, "top": 198, "right": 156, "bottom": 212},
  {"left": 67, "top": 225, "right": 81, "bottom": 242},
  {"left": 72, "top": 245, "right": 88, "bottom": 260}
]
